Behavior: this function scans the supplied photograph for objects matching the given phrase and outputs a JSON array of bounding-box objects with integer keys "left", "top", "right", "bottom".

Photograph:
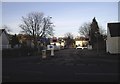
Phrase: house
[
  {"left": 18, "top": 34, "right": 34, "bottom": 48},
  {"left": 50, "top": 37, "right": 65, "bottom": 50},
  {"left": 0, "top": 29, "right": 11, "bottom": 49},
  {"left": 106, "top": 22, "right": 120, "bottom": 54},
  {"left": 75, "top": 37, "right": 89, "bottom": 47}
]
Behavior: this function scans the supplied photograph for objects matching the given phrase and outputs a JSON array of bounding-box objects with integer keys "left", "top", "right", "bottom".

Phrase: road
[{"left": 2, "top": 49, "right": 119, "bottom": 82}]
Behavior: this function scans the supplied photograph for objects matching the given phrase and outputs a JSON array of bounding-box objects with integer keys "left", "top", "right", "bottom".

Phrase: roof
[
  {"left": 108, "top": 23, "right": 120, "bottom": 37},
  {"left": 75, "top": 37, "right": 89, "bottom": 41},
  {"left": 0, "top": 29, "right": 5, "bottom": 36},
  {"left": 0, "top": 29, "right": 9, "bottom": 40}
]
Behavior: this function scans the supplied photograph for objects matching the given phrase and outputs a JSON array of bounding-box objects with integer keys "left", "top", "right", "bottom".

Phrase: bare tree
[
  {"left": 19, "top": 12, "right": 54, "bottom": 38},
  {"left": 78, "top": 22, "right": 106, "bottom": 37},
  {"left": 64, "top": 32, "right": 75, "bottom": 48},
  {"left": 19, "top": 12, "right": 54, "bottom": 48},
  {"left": 78, "top": 22, "right": 91, "bottom": 37},
  {"left": 64, "top": 32, "right": 74, "bottom": 39},
  {"left": 99, "top": 26, "right": 107, "bottom": 36},
  {"left": 2, "top": 25, "right": 11, "bottom": 34}
]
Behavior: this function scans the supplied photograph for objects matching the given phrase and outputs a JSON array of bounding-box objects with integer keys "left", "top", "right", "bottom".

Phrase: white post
[
  {"left": 51, "top": 49, "right": 54, "bottom": 56},
  {"left": 42, "top": 50, "right": 46, "bottom": 59}
]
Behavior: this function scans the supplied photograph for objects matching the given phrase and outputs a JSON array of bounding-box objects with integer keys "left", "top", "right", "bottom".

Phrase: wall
[
  {"left": 0, "top": 34, "right": 2, "bottom": 50},
  {"left": 0, "top": 32, "right": 10, "bottom": 49},
  {"left": 106, "top": 25, "right": 120, "bottom": 54},
  {"left": 106, "top": 37, "right": 120, "bottom": 54}
]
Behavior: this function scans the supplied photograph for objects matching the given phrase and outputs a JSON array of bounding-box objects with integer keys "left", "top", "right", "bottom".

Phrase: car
[
  {"left": 54, "top": 45, "right": 60, "bottom": 50},
  {"left": 76, "top": 46, "right": 87, "bottom": 49},
  {"left": 76, "top": 46, "right": 84, "bottom": 49}
]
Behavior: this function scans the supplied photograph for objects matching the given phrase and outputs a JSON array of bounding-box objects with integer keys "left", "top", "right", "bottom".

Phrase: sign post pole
[
  {"left": 51, "top": 48, "right": 54, "bottom": 56},
  {"left": 49, "top": 45, "right": 54, "bottom": 56}
]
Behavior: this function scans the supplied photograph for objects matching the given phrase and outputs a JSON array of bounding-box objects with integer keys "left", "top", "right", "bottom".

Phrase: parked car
[
  {"left": 76, "top": 46, "right": 87, "bottom": 49},
  {"left": 54, "top": 45, "right": 60, "bottom": 50}
]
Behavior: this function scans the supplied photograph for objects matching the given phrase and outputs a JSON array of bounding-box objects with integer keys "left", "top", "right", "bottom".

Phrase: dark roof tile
[{"left": 108, "top": 23, "right": 120, "bottom": 37}]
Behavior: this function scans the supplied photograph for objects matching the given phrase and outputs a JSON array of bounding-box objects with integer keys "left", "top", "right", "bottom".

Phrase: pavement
[{"left": 2, "top": 49, "right": 120, "bottom": 82}]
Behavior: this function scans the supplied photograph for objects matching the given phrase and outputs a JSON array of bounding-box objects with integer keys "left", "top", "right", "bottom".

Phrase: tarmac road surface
[{"left": 2, "top": 49, "right": 119, "bottom": 82}]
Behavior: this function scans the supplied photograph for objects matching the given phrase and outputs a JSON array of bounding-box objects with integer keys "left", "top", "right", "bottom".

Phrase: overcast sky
[{"left": 1, "top": 1, "right": 119, "bottom": 37}]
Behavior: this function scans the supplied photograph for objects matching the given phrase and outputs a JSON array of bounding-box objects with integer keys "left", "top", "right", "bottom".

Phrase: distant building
[
  {"left": 106, "top": 22, "right": 120, "bottom": 54},
  {"left": 50, "top": 37, "right": 65, "bottom": 50},
  {"left": 0, "top": 29, "right": 11, "bottom": 49},
  {"left": 18, "top": 34, "right": 34, "bottom": 48},
  {"left": 75, "top": 37, "right": 89, "bottom": 47}
]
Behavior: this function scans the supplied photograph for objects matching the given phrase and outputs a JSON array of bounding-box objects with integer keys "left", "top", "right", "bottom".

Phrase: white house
[
  {"left": 75, "top": 37, "right": 89, "bottom": 47},
  {"left": 106, "top": 23, "right": 120, "bottom": 54},
  {"left": 0, "top": 29, "right": 11, "bottom": 50}
]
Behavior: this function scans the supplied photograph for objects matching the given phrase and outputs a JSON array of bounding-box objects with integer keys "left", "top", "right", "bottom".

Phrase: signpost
[
  {"left": 47, "top": 45, "right": 54, "bottom": 56},
  {"left": 40, "top": 37, "right": 47, "bottom": 59}
]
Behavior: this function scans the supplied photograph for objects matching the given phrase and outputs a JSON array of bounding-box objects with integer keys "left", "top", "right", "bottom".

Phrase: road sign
[{"left": 47, "top": 45, "right": 54, "bottom": 50}]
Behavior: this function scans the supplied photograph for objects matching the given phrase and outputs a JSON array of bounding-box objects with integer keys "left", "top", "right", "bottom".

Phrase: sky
[
  {"left": 1, "top": 2, "right": 119, "bottom": 37},
  {"left": 118, "top": 1, "right": 120, "bottom": 21}
]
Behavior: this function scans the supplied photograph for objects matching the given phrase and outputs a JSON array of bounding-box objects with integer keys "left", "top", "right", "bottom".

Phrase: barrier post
[
  {"left": 51, "top": 49, "right": 54, "bottom": 56},
  {"left": 42, "top": 50, "right": 46, "bottom": 59}
]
